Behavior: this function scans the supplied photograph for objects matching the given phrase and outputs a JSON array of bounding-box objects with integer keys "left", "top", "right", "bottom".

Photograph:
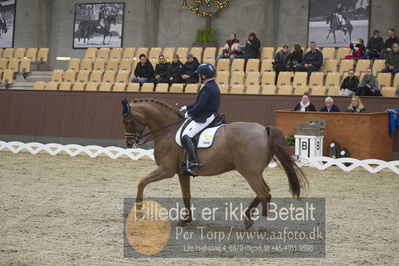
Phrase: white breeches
[{"left": 182, "top": 114, "right": 215, "bottom": 138}]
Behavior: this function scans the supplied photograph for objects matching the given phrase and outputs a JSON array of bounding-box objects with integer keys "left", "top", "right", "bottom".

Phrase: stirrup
[{"left": 182, "top": 160, "right": 201, "bottom": 174}]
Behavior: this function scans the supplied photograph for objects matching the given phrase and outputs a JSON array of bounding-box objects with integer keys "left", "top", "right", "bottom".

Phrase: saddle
[{"left": 176, "top": 113, "right": 226, "bottom": 149}]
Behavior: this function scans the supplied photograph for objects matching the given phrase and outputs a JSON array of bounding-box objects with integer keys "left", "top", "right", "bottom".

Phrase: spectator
[
  {"left": 131, "top": 54, "right": 154, "bottom": 85},
  {"left": 346, "top": 96, "right": 367, "bottom": 113},
  {"left": 273, "top": 45, "right": 291, "bottom": 73},
  {"left": 167, "top": 54, "right": 184, "bottom": 84},
  {"left": 218, "top": 33, "right": 241, "bottom": 62},
  {"left": 356, "top": 68, "right": 381, "bottom": 96},
  {"left": 290, "top": 44, "right": 303, "bottom": 70},
  {"left": 320, "top": 97, "right": 340, "bottom": 112},
  {"left": 295, "top": 42, "right": 323, "bottom": 76},
  {"left": 381, "top": 43, "right": 399, "bottom": 74},
  {"left": 294, "top": 93, "right": 316, "bottom": 112},
  {"left": 364, "top": 30, "right": 384, "bottom": 59},
  {"left": 381, "top": 28, "right": 399, "bottom": 59},
  {"left": 181, "top": 53, "right": 200, "bottom": 84},
  {"left": 240, "top": 32, "right": 261, "bottom": 60},
  {"left": 154, "top": 54, "right": 170, "bottom": 83},
  {"left": 345, "top": 39, "right": 366, "bottom": 59},
  {"left": 339, "top": 69, "right": 359, "bottom": 96}
]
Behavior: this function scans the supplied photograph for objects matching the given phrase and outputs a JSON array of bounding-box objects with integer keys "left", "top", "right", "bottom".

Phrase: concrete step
[
  {"left": 8, "top": 81, "right": 36, "bottom": 89},
  {"left": 26, "top": 71, "right": 52, "bottom": 82}
]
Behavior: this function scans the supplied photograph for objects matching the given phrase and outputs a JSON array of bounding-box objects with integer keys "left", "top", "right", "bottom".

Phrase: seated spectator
[
  {"left": 131, "top": 54, "right": 154, "bottom": 85},
  {"left": 346, "top": 96, "right": 367, "bottom": 113},
  {"left": 273, "top": 45, "right": 291, "bottom": 73},
  {"left": 339, "top": 69, "right": 359, "bottom": 96},
  {"left": 345, "top": 39, "right": 366, "bottom": 59},
  {"left": 364, "top": 30, "right": 384, "bottom": 59},
  {"left": 294, "top": 93, "right": 316, "bottom": 112},
  {"left": 356, "top": 68, "right": 381, "bottom": 96},
  {"left": 154, "top": 54, "right": 170, "bottom": 83},
  {"left": 167, "top": 54, "right": 184, "bottom": 84},
  {"left": 381, "top": 43, "right": 399, "bottom": 74},
  {"left": 295, "top": 42, "right": 323, "bottom": 76},
  {"left": 290, "top": 44, "right": 303, "bottom": 70},
  {"left": 320, "top": 97, "right": 340, "bottom": 112},
  {"left": 218, "top": 33, "right": 241, "bottom": 62},
  {"left": 240, "top": 32, "right": 261, "bottom": 60},
  {"left": 181, "top": 53, "right": 200, "bottom": 84},
  {"left": 381, "top": 28, "right": 399, "bottom": 59}
]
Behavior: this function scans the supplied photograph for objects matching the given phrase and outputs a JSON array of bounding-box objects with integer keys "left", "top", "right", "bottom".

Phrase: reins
[{"left": 124, "top": 115, "right": 185, "bottom": 146}]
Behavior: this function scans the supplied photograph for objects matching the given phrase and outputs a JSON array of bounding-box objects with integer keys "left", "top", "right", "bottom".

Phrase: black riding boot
[{"left": 182, "top": 135, "right": 200, "bottom": 172}]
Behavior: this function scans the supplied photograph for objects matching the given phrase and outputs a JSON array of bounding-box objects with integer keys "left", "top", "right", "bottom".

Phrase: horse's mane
[{"left": 132, "top": 98, "right": 184, "bottom": 118}]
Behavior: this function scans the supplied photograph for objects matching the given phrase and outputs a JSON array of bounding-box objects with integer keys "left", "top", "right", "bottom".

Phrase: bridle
[{"left": 123, "top": 112, "right": 184, "bottom": 147}]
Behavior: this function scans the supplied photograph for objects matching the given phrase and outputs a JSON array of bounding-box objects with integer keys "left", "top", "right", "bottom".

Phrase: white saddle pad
[{"left": 176, "top": 124, "right": 226, "bottom": 149}]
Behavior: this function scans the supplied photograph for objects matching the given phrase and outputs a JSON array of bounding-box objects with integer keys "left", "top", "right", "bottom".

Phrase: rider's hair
[
  {"left": 139, "top": 54, "right": 146, "bottom": 59},
  {"left": 310, "top": 41, "right": 316, "bottom": 45},
  {"left": 283, "top": 45, "right": 288, "bottom": 49},
  {"left": 373, "top": 30, "right": 380, "bottom": 35},
  {"left": 387, "top": 28, "right": 395, "bottom": 34}
]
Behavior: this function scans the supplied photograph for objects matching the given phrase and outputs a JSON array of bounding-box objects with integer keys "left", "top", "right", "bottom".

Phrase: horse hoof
[{"left": 244, "top": 219, "right": 254, "bottom": 229}]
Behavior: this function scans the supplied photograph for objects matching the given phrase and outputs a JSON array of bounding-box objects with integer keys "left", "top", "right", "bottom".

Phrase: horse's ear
[{"left": 121, "top": 99, "right": 131, "bottom": 115}]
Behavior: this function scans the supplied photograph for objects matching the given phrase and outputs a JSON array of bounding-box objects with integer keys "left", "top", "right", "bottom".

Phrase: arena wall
[{"left": 10, "top": 0, "right": 399, "bottom": 68}]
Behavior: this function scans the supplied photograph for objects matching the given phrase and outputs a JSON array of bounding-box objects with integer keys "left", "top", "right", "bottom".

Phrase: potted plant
[
  {"left": 192, "top": 25, "right": 217, "bottom": 48},
  {"left": 285, "top": 134, "right": 295, "bottom": 154}
]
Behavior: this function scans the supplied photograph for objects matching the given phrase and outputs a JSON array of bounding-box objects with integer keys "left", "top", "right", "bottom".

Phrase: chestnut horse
[{"left": 121, "top": 98, "right": 307, "bottom": 228}]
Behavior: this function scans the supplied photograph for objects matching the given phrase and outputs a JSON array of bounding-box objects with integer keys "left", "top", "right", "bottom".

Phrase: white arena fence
[{"left": 1, "top": 141, "right": 398, "bottom": 175}]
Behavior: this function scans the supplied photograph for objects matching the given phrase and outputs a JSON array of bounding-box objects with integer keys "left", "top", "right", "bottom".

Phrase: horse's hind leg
[
  {"left": 244, "top": 177, "right": 271, "bottom": 229},
  {"left": 244, "top": 197, "right": 260, "bottom": 229},
  {"left": 178, "top": 174, "right": 192, "bottom": 225},
  {"left": 241, "top": 174, "right": 271, "bottom": 229}
]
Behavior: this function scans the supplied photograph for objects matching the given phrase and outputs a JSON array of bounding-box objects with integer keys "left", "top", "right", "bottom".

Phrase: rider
[
  {"left": 179, "top": 63, "right": 221, "bottom": 172},
  {"left": 334, "top": 1, "right": 345, "bottom": 28},
  {"left": 97, "top": 6, "right": 106, "bottom": 30},
  {"left": 0, "top": 4, "right": 4, "bottom": 25}
]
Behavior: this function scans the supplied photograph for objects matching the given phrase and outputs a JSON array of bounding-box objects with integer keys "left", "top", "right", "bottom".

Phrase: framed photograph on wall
[
  {"left": 0, "top": 0, "right": 16, "bottom": 48},
  {"left": 73, "top": 2, "right": 125, "bottom": 48},
  {"left": 308, "top": 0, "right": 371, "bottom": 47}
]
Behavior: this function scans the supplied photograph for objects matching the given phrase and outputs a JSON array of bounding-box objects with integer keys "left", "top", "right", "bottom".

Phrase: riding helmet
[{"left": 195, "top": 63, "right": 216, "bottom": 78}]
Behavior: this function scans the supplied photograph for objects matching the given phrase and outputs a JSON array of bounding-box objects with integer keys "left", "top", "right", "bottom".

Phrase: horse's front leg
[
  {"left": 135, "top": 166, "right": 175, "bottom": 212},
  {"left": 178, "top": 174, "right": 192, "bottom": 225}
]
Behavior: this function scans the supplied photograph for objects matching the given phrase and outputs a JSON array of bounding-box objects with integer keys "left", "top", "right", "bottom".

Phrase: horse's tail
[{"left": 266, "top": 126, "right": 308, "bottom": 198}]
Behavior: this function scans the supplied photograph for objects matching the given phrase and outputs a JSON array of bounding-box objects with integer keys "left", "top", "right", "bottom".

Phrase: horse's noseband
[{"left": 123, "top": 114, "right": 147, "bottom": 147}]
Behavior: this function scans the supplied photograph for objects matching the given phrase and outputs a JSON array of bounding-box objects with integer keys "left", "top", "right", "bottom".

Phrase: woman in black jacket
[
  {"left": 154, "top": 54, "right": 170, "bottom": 83},
  {"left": 167, "top": 54, "right": 184, "bottom": 84},
  {"left": 294, "top": 93, "right": 316, "bottom": 112},
  {"left": 290, "top": 44, "right": 303, "bottom": 70},
  {"left": 242, "top": 32, "right": 261, "bottom": 59},
  {"left": 339, "top": 69, "right": 359, "bottom": 96}
]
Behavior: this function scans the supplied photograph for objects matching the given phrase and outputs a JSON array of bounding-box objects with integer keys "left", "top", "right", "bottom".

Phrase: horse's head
[
  {"left": 325, "top": 12, "right": 332, "bottom": 24},
  {"left": 121, "top": 99, "right": 146, "bottom": 148},
  {"left": 107, "top": 14, "right": 117, "bottom": 25}
]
